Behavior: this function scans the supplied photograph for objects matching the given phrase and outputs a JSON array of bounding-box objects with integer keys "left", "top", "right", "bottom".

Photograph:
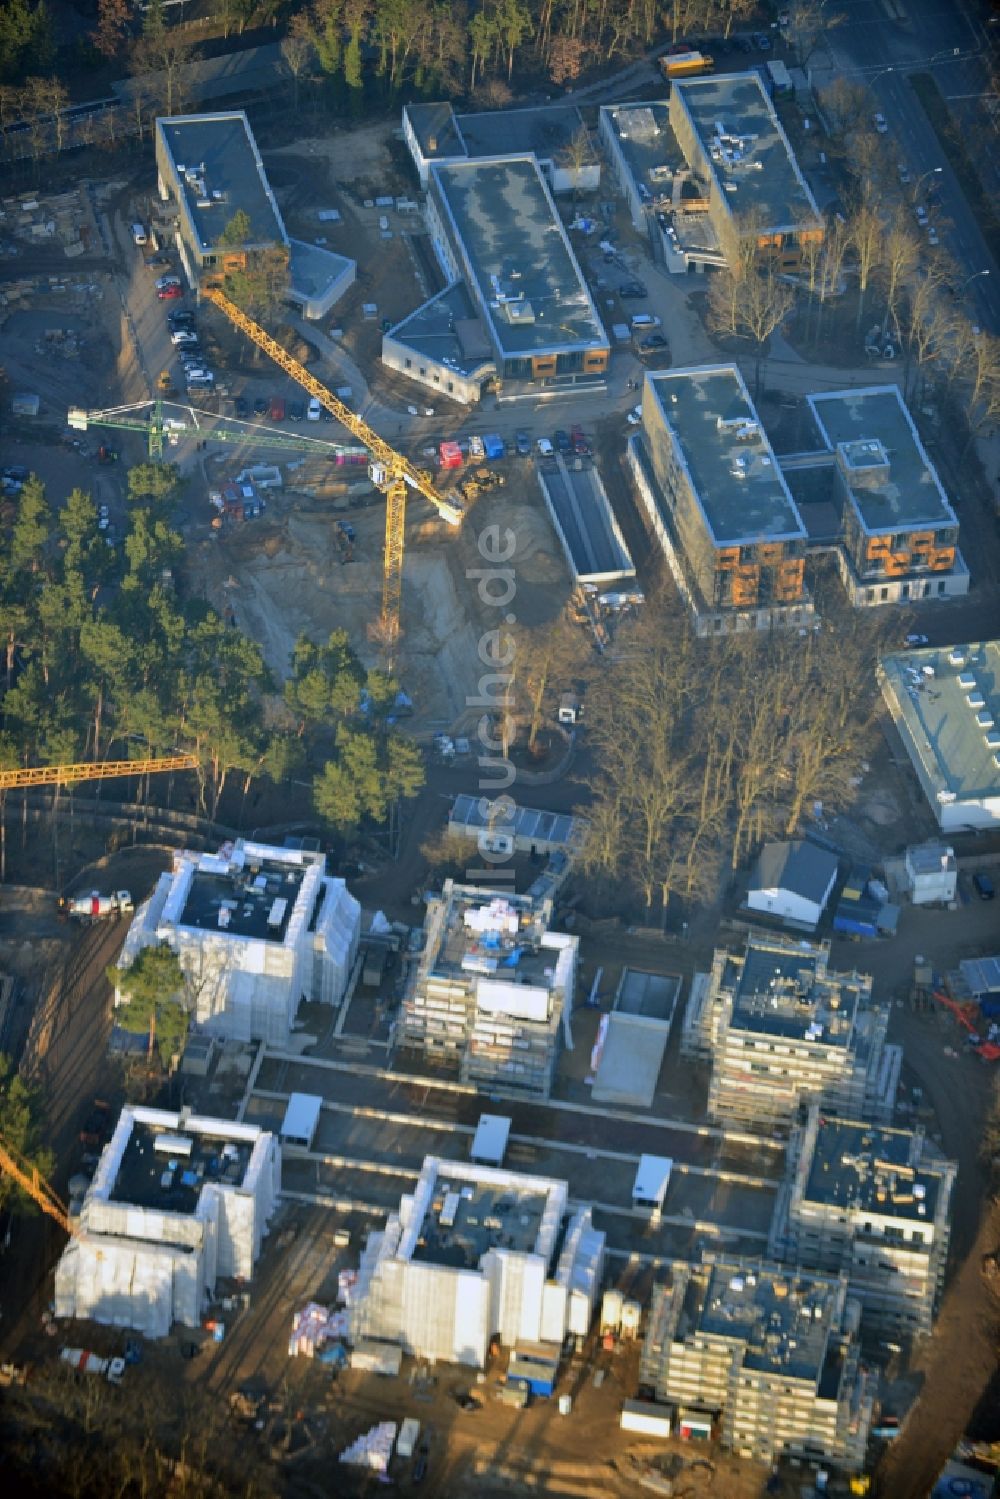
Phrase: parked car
[
  {"left": 252, "top": 396, "right": 268, "bottom": 417},
  {"left": 638, "top": 332, "right": 669, "bottom": 352},
  {"left": 897, "top": 161, "right": 912, "bottom": 185},
  {"left": 144, "top": 255, "right": 171, "bottom": 271},
  {"left": 570, "top": 424, "right": 589, "bottom": 454},
  {"left": 537, "top": 436, "right": 554, "bottom": 456},
  {"left": 903, "top": 633, "right": 929, "bottom": 647},
  {"left": 269, "top": 397, "right": 285, "bottom": 421},
  {"left": 627, "top": 404, "right": 642, "bottom": 425},
  {"left": 515, "top": 429, "right": 531, "bottom": 455},
  {"left": 307, "top": 397, "right": 322, "bottom": 421},
  {"left": 170, "top": 329, "right": 198, "bottom": 346},
  {"left": 619, "top": 280, "right": 648, "bottom": 299},
  {"left": 973, "top": 872, "right": 995, "bottom": 901},
  {"left": 874, "top": 112, "right": 888, "bottom": 134},
  {"left": 288, "top": 398, "right": 305, "bottom": 422},
  {"left": 754, "top": 31, "right": 771, "bottom": 49},
  {"left": 155, "top": 275, "right": 181, "bottom": 291},
  {"left": 131, "top": 222, "right": 147, "bottom": 245},
  {"left": 158, "top": 284, "right": 183, "bottom": 300},
  {"left": 554, "top": 429, "right": 571, "bottom": 454},
  {"left": 468, "top": 434, "right": 485, "bottom": 459},
  {"left": 234, "top": 396, "right": 250, "bottom": 420},
  {"left": 927, "top": 226, "right": 939, "bottom": 246},
  {"left": 2, "top": 465, "right": 29, "bottom": 482},
  {"left": 184, "top": 367, "right": 213, "bottom": 384}
]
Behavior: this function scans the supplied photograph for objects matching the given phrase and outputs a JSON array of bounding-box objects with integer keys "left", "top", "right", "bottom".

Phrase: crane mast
[{"left": 200, "top": 286, "right": 462, "bottom": 654}]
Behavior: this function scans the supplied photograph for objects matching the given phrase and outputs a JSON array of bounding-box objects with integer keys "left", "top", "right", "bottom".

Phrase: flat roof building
[
  {"left": 397, "top": 881, "right": 577, "bottom": 1098},
  {"left": 629, "top": 364, "right": 812, "bottom": 633},
  {"left": 403, "top": 102, "right": 600, "bottom": 195},
  {"left": 154, "top": 111, "right": 354, "bottom": 319},
  {"left": 381, "top": 281, "right": 496, "bottom": 407},
  {"left": 639, "top": 1254, "right": 873, "bottom": 1469},
  {"left": 682, "top": 933, "right": 894, "bottom": 1130},
  {"left": 425, "top": 156, "right": 609, "bottom": 393},
  {"left": 879, "top": 640, "right": 1000, "bottom": 831},
  {"left": 351, "top": 1154, "right": 604, "bottom": 1367},
  {"left": 55, "top": 1106, "right": 279, "bottom": 1337},
  {"left": 117, "top": 839, "right": 361, "bottom": 1044},
  {"left": 668, "top": 73, "right": 823, "bottom": 273},
  {"left": 771, "top": 1108, "right": 956, "bottom": 1337},
  {"left": 808, "top": 387, "right": 968, "bottom": 607}
]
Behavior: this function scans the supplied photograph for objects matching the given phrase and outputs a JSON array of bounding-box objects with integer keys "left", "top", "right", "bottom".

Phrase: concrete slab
[{"left": 592, "top": 1013, "right": 669, "bottom": 1108}]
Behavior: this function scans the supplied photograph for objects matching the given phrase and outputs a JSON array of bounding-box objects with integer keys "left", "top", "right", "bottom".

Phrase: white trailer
[
  {"left": 60, "top": 890, "right": 133, "bottom": 922},
  {"left": 396, "top": 1418, "right": 420, "bottom": 1459}
]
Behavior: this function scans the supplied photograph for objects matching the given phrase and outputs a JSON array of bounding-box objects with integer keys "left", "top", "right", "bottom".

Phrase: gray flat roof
[
  {"left": 691, "top": 1259, "right": 838, "bottom": 1384},
  {"left": 405, "top": 101, "right": 464, "bottom": 161},
  {"left": 880, "top": 641, "right": 1000, "bottom": 805},
  {"left": 808, "top": 387, "right": 957, "bottom": 535},
  {"left": 647, "top": 366, "right": 806, "bottom": 546},
  {"left": 157, "top": 113, "right": 286, "bottom": 253},
  {"left": 430, "top": 156, "right": 608, "bottom": 358},
  {"left": 672, "top": 72, "right": 822, "bottom": 233},
  {"left": 412, "top": 1177, "right": 546, "bottom": 1268},
  {"left": 728, "top": 935, "right": 868, "bottom": 1044},
  {"left": 289, "top": 239, "right": 352, "bottom": 298},
  {"left": 538, "top": 458, "right": 635, "bottom": 585},
  {"left": 407, "top": 101, "right": 593, "bottom": 169},
  {"left": 456, "top": 104, "right": 592, "bottom": 165},
  {"left": 801, "top": 1116, "right": 947, "bottom": 1224},
  {"left": 601, "top": 101, "right": 679, "bottom": 193},
  {"left": 179, "top": 855, "right": 307, "bottom": 943},
  {"left": 615, "top": 969, "right": 682, "bottom": 1024},
  {"left": 387, "top": 281, "right": 495, "bottom": 377},
  {"left": 110, "top": 1119, "right": 252, "bottom": 1214}
]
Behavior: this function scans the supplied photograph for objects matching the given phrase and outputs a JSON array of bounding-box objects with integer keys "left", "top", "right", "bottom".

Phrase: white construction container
[
  {"left": 350, "top": 1340, "right": 403, "bottom": 1377},
  {"left": 601, "top": 1289, "right": 623, "bottom": 1334},
  {"left": 396, "top": 1418, "right": 420, "bottom": 1459},
  {"left": 621, "top": 1399, "right": 672, "bottom": 1438}
]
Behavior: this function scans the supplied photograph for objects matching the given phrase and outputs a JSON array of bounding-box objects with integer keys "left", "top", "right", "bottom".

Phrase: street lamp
[{"left": 959, "top": 269, "right": 990, "bottom": 293}]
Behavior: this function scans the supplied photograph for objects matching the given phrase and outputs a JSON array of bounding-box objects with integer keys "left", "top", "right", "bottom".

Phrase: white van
[
  {"left": 307, "top": 397, "right": 322, "bottom": 421},
  {"left": 630, "top": 312, "right": 661, "bottom": 331},
  {"left": 131, "top": 223, "right": 148, "bottom": 246}
]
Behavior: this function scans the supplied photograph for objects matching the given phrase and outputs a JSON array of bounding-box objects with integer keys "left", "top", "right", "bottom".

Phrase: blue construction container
[{"left": 483, "top": 433, "right": 505, "bottom": 460}]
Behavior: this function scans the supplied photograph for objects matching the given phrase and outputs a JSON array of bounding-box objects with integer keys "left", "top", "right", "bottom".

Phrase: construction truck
[
  {"left": 58, "top": 890, "right": 134, "bottom": 923},
  {"left": 60, "top": 1348, "right": 125, "bottom": 1384}
]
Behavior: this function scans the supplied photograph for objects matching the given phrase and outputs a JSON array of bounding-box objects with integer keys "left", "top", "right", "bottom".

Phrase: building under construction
[
  {"left": 770, "top": 1107, "right": 956, "bottom": 1338},
  {"left": 639, "top": 1254, "right": 874, "bottom": 1470},
  {"left": 116, "top": 838, "right": 361, "bottom": 1046},
  {"left": 395, "top": 882, "right": 577, "bottom": 1098},
  {"left": 682, "top": 933, "right": 896, "bottom": 1130},
  {"left": 351, "top": 1154, "right": 604, "bottom": 1368},
  {"left": 54, "top": 1106, "right": 280, "bottom": 1337}
]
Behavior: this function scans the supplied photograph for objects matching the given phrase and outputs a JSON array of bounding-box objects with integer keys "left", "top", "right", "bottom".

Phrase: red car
[
  {"left": 269, "top": 396, "right": 285, "bottom": 421},
  {"left": 570, "top": 424, "right": 590, "bottom": 455},
  {"left": 158, "top": 283, "right": 183, "bottom": 300}
]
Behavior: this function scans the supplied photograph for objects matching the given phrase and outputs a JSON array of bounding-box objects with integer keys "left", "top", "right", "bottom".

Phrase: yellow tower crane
[
  {"left": 200, "top": 286, "right": 463, "bottom": 658},
  {"left": 0, "top": 1135, "right": 78, "bottom": 1238},
  {"left": 0, "top": 754, "right": 199, "bottom": 792}
]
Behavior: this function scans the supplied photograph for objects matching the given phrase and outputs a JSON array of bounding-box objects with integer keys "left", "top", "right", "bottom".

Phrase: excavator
[
  {"left": 199, "top": 286, "right": 463, "bottom": 660},
  {"left": 933, "top": 989, "right": 1000, "bottom": 1062}
]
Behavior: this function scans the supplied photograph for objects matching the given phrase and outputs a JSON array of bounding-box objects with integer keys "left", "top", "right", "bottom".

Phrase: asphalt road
[{"left": 817, "top": 0, "right": 999, "bottom": 333}]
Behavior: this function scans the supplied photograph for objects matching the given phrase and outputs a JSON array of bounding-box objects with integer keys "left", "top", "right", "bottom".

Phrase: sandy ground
[{"left": 187, "top": 470, "right": 572, "bottom": 730}]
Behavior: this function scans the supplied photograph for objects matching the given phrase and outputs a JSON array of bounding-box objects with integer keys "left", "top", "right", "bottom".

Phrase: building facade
[
  {"left": 682, "top": 933, "right": 895, "bottom": 1130},
  {"left": 639, "top": 1254, "right": 873, "bottom": 1469},
  {"left": 397, "top": 882, "right": 577, "bottom": 1098},
  {"left": 351, "top": 1155, "right": 604, "bottom": 1368},
  {"left": 772, "top": 1109, "right": 956, "bottom": 1337}
]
